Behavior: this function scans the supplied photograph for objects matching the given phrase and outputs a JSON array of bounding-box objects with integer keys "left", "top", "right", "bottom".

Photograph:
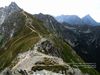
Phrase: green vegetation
[
  {"left": 25, "top": 12, "right": 50, "bottom": 35},
  {"left": 0, "top": 34, "right": 3, "bottom": 47},
  {"left": 0, "top": 31, "right": 39, "bottom": 71}
]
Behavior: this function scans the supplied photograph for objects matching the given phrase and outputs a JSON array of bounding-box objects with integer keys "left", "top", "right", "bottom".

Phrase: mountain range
[
  {"left": 0, "top": 2, "right": 100, "bottom": 75},
  {"left": 55, "top": 15, "right": 100, "bottom": 26}
]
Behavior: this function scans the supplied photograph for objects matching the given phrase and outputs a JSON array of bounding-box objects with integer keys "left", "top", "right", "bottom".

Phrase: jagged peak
[
  {"left": 83, "top": 14, "right": 93, "bottom": 19},
  {"left": 38, "top": 13, "right": 44, "bottom": 15},
  {"left": 82, "top": 14, "right": 99, "bottom": 26},
  {"left": 82, "top": 14, "right": 96, "bottom": 22},
  {"left": 3, "top": 2, "right": 21, "bottom": 14},
  {"left": 0, "top": 2, "right": 21, "bottom": 12},
  {"left": 9, "top": 2, "right": 18, "bottom": 7}
]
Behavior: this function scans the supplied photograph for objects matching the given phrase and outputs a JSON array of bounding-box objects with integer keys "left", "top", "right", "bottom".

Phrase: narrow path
[{"left": 21, "top": 11, "right": 42, "bottom": 38}]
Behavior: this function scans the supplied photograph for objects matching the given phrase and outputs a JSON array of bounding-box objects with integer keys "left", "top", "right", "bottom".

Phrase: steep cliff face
[{"left": 0, "top": 2, "right": 99, "bottom": 75}]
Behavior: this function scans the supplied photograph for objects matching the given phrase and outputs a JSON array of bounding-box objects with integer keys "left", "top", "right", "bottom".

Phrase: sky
[{"left": 0, "top": 0, "right": 100, "bottom": 22}]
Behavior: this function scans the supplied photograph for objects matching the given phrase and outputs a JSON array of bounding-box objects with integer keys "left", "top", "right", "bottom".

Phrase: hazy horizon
[{"left": 0, "top": 0, "right": 100, "bottom": 22}]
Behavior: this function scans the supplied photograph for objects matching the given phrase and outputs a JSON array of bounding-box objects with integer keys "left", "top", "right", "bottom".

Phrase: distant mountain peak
[
  {"left": 55, "top": 14, "right": 100, "bottom": 26},
  {"left": 82, "top": 14, "right": 99, "bottom": 26},
  {"left": 83, "top": 14, "right": 93, "bottom": 20}
]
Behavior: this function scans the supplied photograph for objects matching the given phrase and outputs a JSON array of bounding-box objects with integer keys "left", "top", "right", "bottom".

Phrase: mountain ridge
[{"left": 55, "top": 15, "right": 100, "bottom": 26}]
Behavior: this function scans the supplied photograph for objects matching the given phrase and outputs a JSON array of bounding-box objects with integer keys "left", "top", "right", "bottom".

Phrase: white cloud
[{"left": 0, "top": 0, "right": 100, "bottom": 22}]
